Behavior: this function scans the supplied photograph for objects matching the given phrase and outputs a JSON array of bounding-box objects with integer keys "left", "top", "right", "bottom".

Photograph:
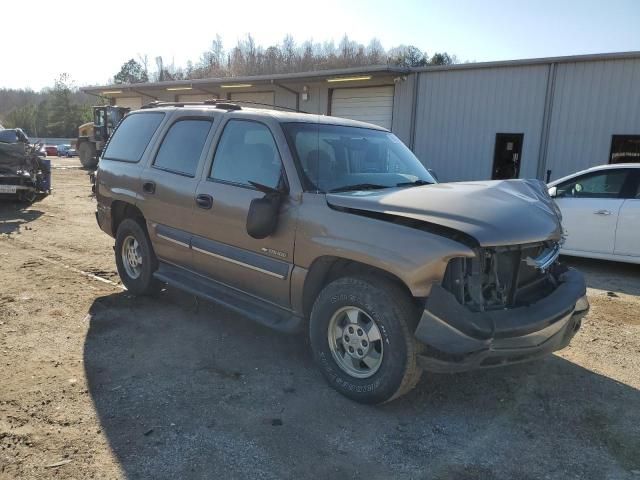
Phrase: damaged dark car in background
[{"left": 0, "top": 127, "right": 51, "bottom": 202}]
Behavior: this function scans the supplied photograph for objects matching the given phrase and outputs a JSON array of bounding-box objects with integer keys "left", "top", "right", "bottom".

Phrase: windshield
[{"left": 282, "top": 123, "right": 435, "bottom": 192}]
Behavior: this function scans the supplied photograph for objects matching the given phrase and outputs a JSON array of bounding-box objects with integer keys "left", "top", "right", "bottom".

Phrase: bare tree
[
  {"left": 366, "top": 38, "right": 385, "bottom": 64},
  {"left": 117, "top": 33, "right": 457, "bottom": 82}
]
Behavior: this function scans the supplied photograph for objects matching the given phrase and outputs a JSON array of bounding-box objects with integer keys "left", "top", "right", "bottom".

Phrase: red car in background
[{"left": 44, "top": 145, "right": 58, "bottom": 156}]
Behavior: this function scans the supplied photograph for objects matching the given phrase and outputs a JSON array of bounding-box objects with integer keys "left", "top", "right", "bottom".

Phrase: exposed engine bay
[
  {"left": 442, "top": 241, "right": 564, "bottom": 312},
  {"left": 0, "top": 128, "right": 51, "bottom": 202}
]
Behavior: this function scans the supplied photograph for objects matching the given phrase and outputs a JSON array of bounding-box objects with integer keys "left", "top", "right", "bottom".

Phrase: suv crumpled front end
[
  {"left": 416, "top": 243, "right": 588, "bottom": 372},
  {"left": 326, "top": 178, "right": 588, "bottom": 372}
]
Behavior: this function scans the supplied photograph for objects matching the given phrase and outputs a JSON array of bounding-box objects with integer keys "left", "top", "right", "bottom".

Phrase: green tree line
[{"left": 0, "top": 74, "right": 96, "bottom": 138}]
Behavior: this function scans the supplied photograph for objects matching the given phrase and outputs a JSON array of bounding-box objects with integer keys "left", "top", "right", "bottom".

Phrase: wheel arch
[
  {"left": 300, "top": 256, "right": 421, "bottom": 320},
  {"left": 111, "top": 200, "right": 146, "bottom": 236}
]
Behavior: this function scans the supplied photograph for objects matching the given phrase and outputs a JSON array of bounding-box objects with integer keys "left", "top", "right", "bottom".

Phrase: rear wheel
[
  {"left": 309, "top": 276, "right": 422, "bottom": 404},
  {"left": 115, "top": 218, "right": 161, "bottom": 295},
  {"left": 78, "top": 141, "right": 97, "bottom": 169}
]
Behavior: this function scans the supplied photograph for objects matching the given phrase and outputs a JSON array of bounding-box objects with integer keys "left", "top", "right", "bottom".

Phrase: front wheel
[
  {"left": 115, "top": 218, "right": 161, "bottom": 295},
  {"left": 309, "top": 276, "right": 422, "bottom": 404}
]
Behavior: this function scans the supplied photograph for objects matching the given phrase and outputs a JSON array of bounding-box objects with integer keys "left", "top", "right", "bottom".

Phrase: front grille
[
  {"left": 0, "top": 176, "right": 26, "bottom": 186},
  {"left": 442, "top": 242, "right": 561, "bottom": 311}
]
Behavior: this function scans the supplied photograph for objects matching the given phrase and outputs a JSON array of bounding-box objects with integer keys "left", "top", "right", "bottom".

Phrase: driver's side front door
[{"left": 190, "top": 119, "right": 298, "bottom": 308}]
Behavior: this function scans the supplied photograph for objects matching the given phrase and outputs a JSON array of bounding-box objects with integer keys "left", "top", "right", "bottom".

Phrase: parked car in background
[
  {"left": 0, "top": 128, "right": 51, "bottom": 202},
  {"left": 548, "top": 164, "right": 640, "bottom": 264},
  {"left": 44, "top": 145, "right": 58, "bottom": 156},
  {"left": 57, "top": 144, "right": 77, "bottom": 157}
]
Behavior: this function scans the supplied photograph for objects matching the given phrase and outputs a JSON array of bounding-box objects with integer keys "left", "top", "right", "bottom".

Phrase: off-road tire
[
  {"left": 78, "top": 141, "right": 97, "bottom": 169},
  {"left": 309, "top": 275, "right": 423, "bottom": 404},
  {"left": 114, "top": 218, "right": 161, "bottom": 295}
]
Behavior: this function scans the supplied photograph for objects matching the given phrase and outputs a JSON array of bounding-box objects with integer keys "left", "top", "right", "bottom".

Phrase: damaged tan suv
[{"left": 95, "top": 101, "right": 589, "bottom": 404}]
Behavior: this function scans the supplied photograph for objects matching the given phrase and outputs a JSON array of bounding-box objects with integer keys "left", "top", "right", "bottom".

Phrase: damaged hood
[
  {"left": 0, "top": 129, "right": 36, "bottom": 174},
  {"left": 326, "top": 179, "right": 563, "bottom": 247}
]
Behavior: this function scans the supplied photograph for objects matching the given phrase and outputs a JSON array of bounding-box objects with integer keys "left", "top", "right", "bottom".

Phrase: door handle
[
  {"left": 195, "top": 194, "right": 213, "bottom": 209},
  {"left": 142, "top": 181, "right": 156, "bottom": 194},
  {"left": 594, "top": 209, "right": 611, "bottom": 216}
]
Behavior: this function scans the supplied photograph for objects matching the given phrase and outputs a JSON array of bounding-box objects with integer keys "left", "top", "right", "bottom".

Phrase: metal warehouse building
[{"left": 83, "top": 51, "right": 640, "bottom": 182}]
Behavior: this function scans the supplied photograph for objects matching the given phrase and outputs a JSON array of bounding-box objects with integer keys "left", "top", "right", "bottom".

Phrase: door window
[
  {"left": 556, "top": 170, "right": 629, "bottom": 198},
  {"left": 153, "top": 119, "right": 213, "bottom": 176},
  {"left": 210, "top": 120, "right": 283, "bottom": 189},
  {"left": 103, "top": 112, "right": 165, "bottom": 163}
]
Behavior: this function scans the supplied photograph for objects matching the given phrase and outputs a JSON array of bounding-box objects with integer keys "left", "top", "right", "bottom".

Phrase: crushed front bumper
[{"left": 415, "top": 268, "right": 588, "bottom": 373}]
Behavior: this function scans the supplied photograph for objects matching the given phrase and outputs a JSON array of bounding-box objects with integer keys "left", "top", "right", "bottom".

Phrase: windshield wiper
[
  {"left": 395, "top": 179, "right": 433, "bottom": 188},
  {"left": 328, "top": 183, "right": 389, "bottom": 193}
]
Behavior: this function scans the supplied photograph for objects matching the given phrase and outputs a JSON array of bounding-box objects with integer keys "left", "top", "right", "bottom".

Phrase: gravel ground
[{"left": 1, "top": 160, "right": 639, "bottom": 479}]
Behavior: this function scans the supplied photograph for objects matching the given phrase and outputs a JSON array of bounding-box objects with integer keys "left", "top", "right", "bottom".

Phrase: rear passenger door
[
  {"left": 614, "top": 170, "right": 640, "bottom": 258},
  {"left": 191, "top": 119, "right": 297, "bottom": 307},
  {"left": 139, "top": 114, "right": 217, "bottom": 269}
]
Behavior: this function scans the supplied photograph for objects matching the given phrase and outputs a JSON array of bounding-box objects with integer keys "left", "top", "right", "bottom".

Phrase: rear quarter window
[{"left": 102, "top": 112, "right": 165, "bottom": 162}]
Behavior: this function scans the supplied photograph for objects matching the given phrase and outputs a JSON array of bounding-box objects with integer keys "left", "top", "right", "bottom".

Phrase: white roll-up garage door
[
  {"left": 114, "top": 97, "right": 143, "bottom": 110},
  {"left": 230, "top": 91, "right": 275, "bottom": 108},
  {"left": 330, "top": 86, "right": 394, "bottom": 129},
  {"left": 178, "top": 94, "right": 217, "bottom": 102}
]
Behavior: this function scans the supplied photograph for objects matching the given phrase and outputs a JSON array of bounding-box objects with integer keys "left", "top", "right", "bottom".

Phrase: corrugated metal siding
[
  {"left": 412, "top": 65, "right": 549, "bottom": 182},
  {"left": 545, "top": 58, "right": 640, "bottom": 180},
  {"left": 391, "top": 75, "right": 415, "bottom": 146}
]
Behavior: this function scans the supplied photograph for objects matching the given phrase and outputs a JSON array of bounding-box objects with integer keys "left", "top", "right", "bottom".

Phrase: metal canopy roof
[
  {"left": 82, "top": 51, "right": 640, "bottom": 96},
  {"left": 82, "top": 65, "right": 408, "bottom": 96}
]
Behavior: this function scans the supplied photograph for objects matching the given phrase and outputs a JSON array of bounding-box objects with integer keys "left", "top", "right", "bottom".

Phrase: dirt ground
[{"left": 1, "top": 159, "right": 639, "bottom": 480}]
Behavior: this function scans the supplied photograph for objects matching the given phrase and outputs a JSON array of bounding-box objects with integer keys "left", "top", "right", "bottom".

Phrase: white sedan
[{"left": 548, "top": 163, "right": 640, "bottom": 264}]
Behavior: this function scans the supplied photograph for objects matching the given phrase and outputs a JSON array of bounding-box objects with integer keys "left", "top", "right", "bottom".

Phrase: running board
[{"left": 154, "top": 262, "right": 303, "bottom": 334}]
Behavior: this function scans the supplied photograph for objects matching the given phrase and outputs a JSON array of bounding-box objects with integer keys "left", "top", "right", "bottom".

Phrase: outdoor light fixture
[
  {"left": 101, "top": 90, "right": 122, "bottom": 95},
  {"left": 166, "top": 86, "right": 193, "bottom": 91},
  {"left": 220, "top": 84, "right": 253, "bottom": 88},
  {"left": 326, "top": 75, "right": 372, "bottom": 83}
]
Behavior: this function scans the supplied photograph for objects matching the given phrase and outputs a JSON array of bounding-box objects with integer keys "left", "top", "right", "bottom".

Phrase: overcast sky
[{"left": 3, "top": 0, "right": 639, "bottom": 90}]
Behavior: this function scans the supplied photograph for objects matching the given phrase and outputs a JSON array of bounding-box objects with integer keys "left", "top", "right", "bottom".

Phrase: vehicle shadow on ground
[
  {"left": 0, "top": 202, "right": 44, "bottom": 234},
  {"left": 563, "top": 255, "right": 640, "bottom": 296},
  {"left": 84, "top": 289, "right": 640, "bottom": 480}
]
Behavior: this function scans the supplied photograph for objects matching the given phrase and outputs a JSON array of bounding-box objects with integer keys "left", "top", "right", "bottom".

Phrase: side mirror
[
  {"left": 428, "top": 168, "right": 439, "bottom": 182},
  {"left": 246, "top": 181, "right": 285, "bottom": 239},
  {"left": 548, "top": 186, "right": 557, "bottom": 198}
]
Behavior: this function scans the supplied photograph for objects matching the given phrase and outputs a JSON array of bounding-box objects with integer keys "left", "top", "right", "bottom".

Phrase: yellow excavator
[{"left": 77, "top": 106, "right": 130, "bottom": 168}]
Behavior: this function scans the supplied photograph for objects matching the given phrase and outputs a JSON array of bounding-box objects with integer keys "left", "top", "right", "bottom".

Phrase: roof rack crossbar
[
  {"left": 141, "top": 100, "right": 241, "bottom": 110},
  {"left": 140, "top": 99, "right": 300, "bottom": 112}
]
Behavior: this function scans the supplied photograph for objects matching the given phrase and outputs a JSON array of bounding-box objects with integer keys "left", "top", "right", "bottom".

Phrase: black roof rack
[
  {"left": 141, "top": 99, "right": 300, "bottom": 112},
  {"left": 141, "top": 100, "right": 241, "bottom": 110}
]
